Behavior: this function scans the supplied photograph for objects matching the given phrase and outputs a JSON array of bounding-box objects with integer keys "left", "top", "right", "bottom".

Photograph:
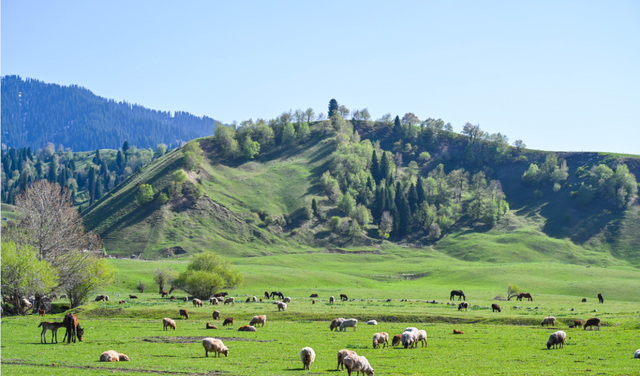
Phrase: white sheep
[
  {"left": 252, "top": 296, "right": 257, "bottom": 302},
  {"left": 277, "top": 302, "right": 287, "bottom": 311},
  {"left": 250, "top": 315, "right": 267, "bottom": 327},
  {"left": 367, "top": 320, "right": 377, "bottom": 325},
  {"left": 202, "top": 337, "right": 229, "bottom": 357},
  {"left": 541, "top": 316, "right": 556, "bottom": 327},
  {"left": 283, "top": 297, "right": 291, "bottom": 303},
  {"left": 163, "top": 318, "right": 176, "bottom": 331},
  {"left": 100, "top": 350, "right": 130, "bottom": 362},
  {"left": 224, "top": 297, "right": 235, "bottom": 306},
  {"left": 329, "top": 296, "right": 335, "bottom": 304},
  {"left": 339, "top": 318, "right": 358, "bottom": 332},
  {"left": 210, "top": 297, "right": 219, "bottom": 305},
  {"left": 547, "top": 330, "right": 566, "bottom": 349},
  {"left": 417, "top": 330, "right": 427, "bottom": 347},
  {"left": 337, "top": 349, "right": 357, "bottom": 370},
  {"left": 372, "top": 332, "right": 389, "bottom": 349},
  {"left": 300, "top": 347, "right": 316, "bottom": 370},
  {"left": 402, "top": 330, "right": 418, "bottom": 349},
  {"left": 342, "top": 354, "right": 374, "bottom": 376},
  {"left": 634, "top": 349, "right": 640, "bottom": 358}
]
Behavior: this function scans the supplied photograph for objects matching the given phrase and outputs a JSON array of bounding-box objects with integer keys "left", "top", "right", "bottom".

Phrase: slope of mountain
[{"left": 1, "top": 75, "right": 215, "bottom": 151}]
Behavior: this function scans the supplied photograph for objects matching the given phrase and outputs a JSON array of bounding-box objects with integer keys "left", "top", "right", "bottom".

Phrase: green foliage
[
  {"left": 338, "top": 192, "right": 356, "bottom": 215},
  {"left": 64, "top": 255, "right": 115, "bottom": 308},
  {"left": 328, "top": 98, "right": 339, "bottom": 117},
  {"left": 194, "top": 184, "right": 204, "bottom": 199},
  {"left": 182, "top": 141, "right": 204, "bottom": 171},
  {"left": 282, "top": 123, "right": 296, "bottom": 145},
  {"left": 174, "top": 253, "right": 243, "bottom": 299},
  {"left": 157, "top": 192, "right": 169, "bottom": 204},
  {"left": 418, "top": 151, "right": 431, "bottom": 164},
  {"left": 172, "top": 170, "right": 187, "bottom": 183},
  {"left": 297, "top": 122, "right": 310, "bottom": 143},
  {"left": 154, "top": 143, "right": 167, "bottom": 158},
  {"left": 311, "top": 198, "right": 319, "bottom": 216},
  {"left": 242, "top": 136, "right": 260, "bottom": 160},
  {"left": 329, "top": 216, "right": 341, "bottom": 231},
  {"left": 137, "top": 184, "right": 154, "bottom": 204},
  {"left": 214, "top": 122, "right": 240, "bottom": 157}
]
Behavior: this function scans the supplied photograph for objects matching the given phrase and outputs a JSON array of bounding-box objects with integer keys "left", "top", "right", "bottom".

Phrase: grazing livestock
[
  {"left": 264, "top": 291, "right": 270, "bottom": 299},
  {"left": 337, "top": 349, "right": 357, "bottom": 370},
  {"left": 163, "top": 318, "right": 176, "bottom": 331},
  {"left": 38, "top": 309, "right": 46, "bottom": 317},
  {"left": 238, "top": 325, "right": 257, "bottom": 332},
  {"left": 372, "top": 332, "right": 389, "bottom": 349},
  {"left": 118, "top": 300, "right": 126, "bottom": 304},
  {"left": 95, "top": 295, "right": 106, "bottom": 302},
  {"left": 310, "top": 294, "right": 318, "bottom": 298},
  {"left": 212, "top": 310, "right": 221, "bottom": 320},
  {"left": 517, "top": 293, "right": 533, "bottom": 301},
  {"left": 458, "top": 302, "right": 469, "bottom": 311},
  {"left": 250, "top": 315, "right": 267, "bottom": 327},
  {"left": 547, "top": 331, "right": 567, "bottom": 349},
  {"left": 62, "top": 313, "right": 83, "bottom": 343},
  {"left": 202, "top": 337, "right": 228, "bottom": 358},
  {"left": 574, "top": 320, "right": 583, "bottom": 328},
  {"left": 453, "top": 329, "right": 464, "bottom": 334},
  {"left": 598, "top": 293, "right": 604, "bottom": 304},
  {"left": 417, "top": 330, "right": 428, "bottom": 347},
  {"left": 330, "top": 318, "right": 345, "bottom": 331},
  {"left": 492, "top": 303, "right": 501, "bottom": 313},
  {"left": 634, "top": 349, "right": 640, "bottom": 359},
  {"left": 206, "top": 323, "right": 218, "bottom": 329},
  {"left": 277, "top": 302, "right": 287, "bottom": 311},
  {"left": 100, "top": 350, "right": 130, "bottom": 362},
  {"left": 340, "top": 318, "right": 358, "bottom": 332},
  {"left": 392, "top": 334, "right": 402, "bottom": 346},
  {"left": 224, "top": 297, "right": 235, "bottom": 306},
  {"left": 183, "top": 297, "right": 189, "bottom": 303},
  {"left": 402, "top": 331, "right": 418, "bottom": 349},
  {"left": 450, "top": 290, "right": 466, "bottom": 301},
  {"left": 581, "top": 298, "right": 587, "bottom": 303},
  {"left": 170, "top": 296, "right": 176, "bottom": 300},
  {"left": 340, "top": 294, "right": 348, "bottom": 301},
  {"left": 252, "top": 296, "right": 257, "bottom": 302},
  {"left": 59, "top": 294, "right": 67, "bottom": 300},
  {"left": 584, "top": 318, "right": 601, "bottom": 330},
  {"left": 270, "top": 291, "right": 285, "bottom": 300},
  {"left": 283, "top": 297, "right": 291, "bottom": 303},
  {"left": 214, "top": 292, "right": 228, "bottom": 298},
  {"left": 300, "top": 347, "right": 316, "bottom": 370},
  {"left": 129, "top": 295, "right": 138, "bottom": 299},
  {"left": 210, "top": 297, "right": 219, "bottom": 305},
  {"left": 161, "top": 291, "right": 168, "bottom": 297},
  {"left": 38, "top": 321, "right": 66, "bottom": 344},
  {"left": 245, "top": 298, "right": 251, "bottom": 303},
  {"left": 223, "top": 317, "right": 234, "bottom": 326},
  {"left": 329, "top": 296, "right": 335, "bottom": 304},
  {"left": 541, "top": 317, "right": 556, "bottom": 327},
  {"left": 342, "top": 355, "right": 375, "bottom": 376},
  {"left": 367, "top": 320, "right": 378, "bottom": 325},
  {"left": 193, "top": 299, "right": 203, "bottom": 307},
  {"left": 312, "top": 300, "right": 315, "bottom": 304},
  {"left": 179, "top": 309, "right": 189, "bottom": 319}
]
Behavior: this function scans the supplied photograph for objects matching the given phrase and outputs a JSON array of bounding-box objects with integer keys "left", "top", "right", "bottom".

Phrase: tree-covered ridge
[{"left": 1, "top": 75, "right": 216, "bottom": 151}]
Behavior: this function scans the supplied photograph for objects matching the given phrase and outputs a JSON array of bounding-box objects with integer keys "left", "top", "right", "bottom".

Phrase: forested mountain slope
[
  {"left": 81, "top": 106, "right": 640, "bottom": 266},
  {"left": 1, "top": 75, "right": 215, "bottom": 151}
]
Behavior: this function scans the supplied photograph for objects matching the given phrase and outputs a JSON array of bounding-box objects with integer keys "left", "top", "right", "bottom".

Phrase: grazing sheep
[
  {"left": 238, "top": 325, "right": 257, "bottom": 332},
  {"left": 224, "top": 297, "right": 235, "bottom": 306},
  {"left": 95, "top": 295, "right": 106, "bottom": 302},
  {"left": 312, "top": 300, "right": 315, "bottom": 304},
  {"left": 118, "top": 300, "right": 126, "bottom": 304},
  {"left": 283, "top": 297, "right": 291, "bottom": 303},
  {"left": 458, "top": 302, "right": 469, "bottom": 311},
  {"left": 216, "top": 296, "right": 224, "bottom": 303},
  {"left": 329, "top": 296, "right": 335, "bottom": 304},
  {"left": 339, "top": 318, "right": 358, "bottom": 332},
  {"left": 392, "top": 334, "right": 402, "bottom": 346},
  {"left": 223, "top": 317, "right": 234, "bottom": 326},
  {"left": 541, "top": 316, "right": 556, "bottom": 327},
  {"left": 252, "top": 296, "right": 257, "bottom": 302},
  {"left": 202, "top": 337, "right": 229, "bottom": 357},
  {"left": 634, "top": 349, "right": 640, "bottom": 358},
  {"left": 59, "top": 294, "right": 67, "bottom": 300},
  {"left": 183, "top": 297, "right": 189, "bottom": 302},
  {"left": 163, "top": 318, "right": 176, "bottom": 331},
  {"left": 581, "top": 298, "right": 587, "bottom": 303},
  {"left": 367, "top": 320, "right": 378, "bottom": 325},
  {"left": 342, "top": 355, "right": 374, "bottom": 376},
  {"left": 402, "top": 330, "right": 418, "bottom": 349},
  {"left": 547, "top": 330, "right": 567, "bottom": 349},
  {"left": 417, "top": 330, "right": 428, "bottom": 347},
  {"left": 583, "top": 318, "right": 601, "bottom": 330},
  {"left": 372, "top": 332, "right": 389, "bottom": 349},
  {"left": 337, "top": 349, "right": 357, "bottom": 371},
  {"left": 245, "top": 298, "right": 251, "bottom": 303},
  {"left": 250, "top": 315, "right": 267, "bottom": 327},
  {"left": 574, "top": 319, "right": 583, "bottom": 328},
  {"left": 179, "top": 309, "right": 189, "bottom": 319},
  {"left": 300, "top": 347, "right": 316, "bottom": 370},
  {"left": 212, "top": 310, "right": 221, "bottom": 320},
  {"left": 330, "top": 318, "right": 345, "bottom": 331},
  {"left": 277, "top": 302, "right": 287, "bottom": 311},
  {"left": 310, "top": 294, "right": 318, "bottom": 298},
  {"left": 206, "top": 323, "right": 218, "bottom": 329},
  {"left": 129, "top": 295, "right": 138, "bottom": 299},
  {"left": 100, "top": 350, "right": 130, "bottom": 362},
  {"left": 193, "top": 299, "right": 203, "bottom": 307},
  {"left": 453, "top": 329, "right": 464, "bottom": 334},
  {"left": 104, "top": 295, "right": 109, "bottom": 301},
  {"left": 210, "top": 297, "right": 219, "bottom": 305},
  {"left": 170, "top": 296, "right": 177, "bottom": 300},
  {"left": 491, "top": 303, "right": 501, "bottom": 313}
]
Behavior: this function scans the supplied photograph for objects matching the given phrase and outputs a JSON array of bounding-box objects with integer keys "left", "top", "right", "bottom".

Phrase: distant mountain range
[{"left": 1, "top": 75, "right": 216, "bottom": 152}]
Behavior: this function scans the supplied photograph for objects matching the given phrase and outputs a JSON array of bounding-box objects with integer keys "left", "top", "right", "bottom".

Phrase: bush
[
  {"left": 173, "top": 253, "right": 243, "bottom": 299},
  {"left": 329, "top": 216, "right": 341, "bottom": 231},
  {"left": 534, "top": 189, "right": 543, "bottom": 199},
  {"left": 157, "top": 193, "right": 169, "bottom": 204},
  {"left": 137, "top": 280, "right": 145, "bottom": 293},
  {"left": 194, "top": 184, "right": 204, "bottom": 198},
  {"left": 137, "top": 184, "right": 154, "bottom": 204}
]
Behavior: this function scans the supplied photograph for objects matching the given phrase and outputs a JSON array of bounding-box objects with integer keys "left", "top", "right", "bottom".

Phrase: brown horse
[
  {"left": 38, "top": 321, "right": 66, "bottom": 344},
  {"left": 62, "top": 313, "right": 84, "bottom": 343},
  {"left": 517, "top": 293, "right": 533, "bottom": 301}
]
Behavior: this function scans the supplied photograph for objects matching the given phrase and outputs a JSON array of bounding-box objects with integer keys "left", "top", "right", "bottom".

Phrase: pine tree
[
  {"left": 393, "top": 115, "right": 404, "bottom": 140},
  {"left": 416, "top": 176, "right": 425, "bottom": 206},
  {"left": 371, "top": 151, "right": 380, "bottom": 183},
  {"left": 311, "top": 198, "right": 319, "bottom": 216},
  {"left": 397, "top": 189, "right": 412, "bottom": 236},
  {"left": 328, "top": 99, "right": 339, "bottom": 117},
  {"left": 48, "top": 157, "right": 58, "bottom": 182},
  {"left": 408, "top": 182, "right": 418, "bottom": 214},
  {"left": 372, "top": 186, "right": 386, "bottom": 220},
  {"left": 116, "top": 150, "right": 124, "bottom": 169},
  {"left": 93, "top": 149, "right": 102, "bottom": 165}
]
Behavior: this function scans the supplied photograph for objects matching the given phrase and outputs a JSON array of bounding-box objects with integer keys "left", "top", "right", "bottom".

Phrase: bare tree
[
  {"left": 506, "top": 283, "right": 521, "bottom": 300},
  {"left": 154, "top": 269, "right": 175, "bottom": 293},
  {"left": 338, "top": 105, "right": 350, "bottom": 119},
  {"left": 304, "top": 108, "right": 315, "bottom": 124}
]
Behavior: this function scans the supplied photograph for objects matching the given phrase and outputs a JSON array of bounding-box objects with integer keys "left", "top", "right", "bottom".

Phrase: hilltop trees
[{"left": 173, "top": 253, "right": 244, "bottom": 299}]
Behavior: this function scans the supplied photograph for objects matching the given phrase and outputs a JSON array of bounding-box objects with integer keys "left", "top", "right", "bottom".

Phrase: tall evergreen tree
[
  {"left": 408, "top": 182, "right": 418, "bottom": 214},
  {"left": 416, "top": 176, "right": 425, "bottom": 206},
  {"left": 397, "top": 189, "right": 412, "bottom": 236},
  {"left": 116, "top": 150, "right": 124, "bottom": 169},
  {"left": 328, "top": 99, "right": 339, "bottom": 117},
  {"left": 47, "top": 157, "right": 58, "bottom": 183},
  {"left": 311, "top": 198, "right": 319, "bottom": 216},
  {"left": 371, "top": 151, "right": 380, "bottom": 183},
  {"left": 393, "top": 115, "right": 404, "bottom": 140}
]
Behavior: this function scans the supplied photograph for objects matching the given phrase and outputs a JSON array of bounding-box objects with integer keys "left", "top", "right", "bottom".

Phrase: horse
[
  {"left": 340, "top": 294, "right": 348, "bottom": 301},
  {"left": 517, "top": 293, "right": 533, "bottom": 301},
  {"left": 598, "top": 293, "right": 604, "bottom": 304},
  {"left": 38, "top": 321, "right": 66, "bottom": 344},
  {"left": 264, "top": 291, "right": 270, "bottom": 299},
  {"left": 270, "top": 291, "right": 284, "bottom": 300},
  {"left": 450, "top": 290, "right": 466, "bottom": 301},
  {"left": 62, "top": 313, "right": 83, "bottom": 343}
]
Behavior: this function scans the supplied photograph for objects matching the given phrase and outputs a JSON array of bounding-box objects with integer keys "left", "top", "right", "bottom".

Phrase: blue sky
[{"left": 2, "top": 1, "right": 639, "bottom": 154}]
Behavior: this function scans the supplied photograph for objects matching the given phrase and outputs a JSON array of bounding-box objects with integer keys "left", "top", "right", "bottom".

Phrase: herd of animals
[{"left": 33, "top": 289, "right": 640, "bottom": 373}]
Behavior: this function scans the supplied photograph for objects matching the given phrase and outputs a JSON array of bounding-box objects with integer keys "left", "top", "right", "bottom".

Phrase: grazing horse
[
  {"left": 598, "top": 293, "right": 604, "bottom": 304},
  {"left": 450, "top": 290, "right": 466, "bottom": 301},
  {"left": 340, "top": 294, "right": 348, "bottom": 301},
  {"left": 270, "top": 291, "right": 284, "bottom": 300},
  {"left": 62, "top": 313, "right": 84, "bottom": 343},
  {"left": 517, "top": 293, "right": 533, "bottom": 301},
  {"left": 264, "top": 291, "right": 270, "bottom": 300},
  {"left": 38, "top": 321, "right": 66, "bottom": 344}
]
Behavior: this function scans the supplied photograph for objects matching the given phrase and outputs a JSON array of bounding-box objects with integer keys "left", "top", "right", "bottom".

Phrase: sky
[{"left": 2, "top": 1, "right": 639, "bottom": 154}]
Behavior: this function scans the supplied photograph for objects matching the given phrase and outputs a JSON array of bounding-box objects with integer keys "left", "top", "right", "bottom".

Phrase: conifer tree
[
  {"left": 371, "top": 151, "right": 380, "bottom": 183},
  {"left": 408, "top": 182, "right": 418, "bottom": 215},
  {"left": 416, "top": 176, "right": 425, "bottom": 206}
]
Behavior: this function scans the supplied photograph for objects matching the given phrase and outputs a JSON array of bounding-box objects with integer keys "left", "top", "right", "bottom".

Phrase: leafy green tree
[
  {"left": 378, "top": 211, "right": 393, "bottom": 239},
  {"left": 338, "top": 192, "right": 356, "bottom": 215},
  {"left": 214, "top": 122, "right": 240, "bottom": 157},
  {"left": 183, "top": 141, "right": 204, "bottom": 171},
  {"left": 155, "top": 143, "right": 167, "bottom": 158},
  {"left": 350, "top": 204, "right": 372, "bottom": 228},
  {"left": 282, "top": 123, "right": 296, "bottom": 145},
  {"left": 137, "top": 184, "right": 154, "bottom": 204},
  {"left": 522, "top": 164, "right": 541, "bottom": 186},
  {"left": 297, "top": 122, "right": 310, "bottom": 143},
  {"left": 329, "top": 216, "right": 341, "bottom": 231},
  {"left": 64, "top": 255, "right": 115, "bottom": 308},
  {"left": 173, "top": 253, "right": 243, "bottom": 299},
  {"left": 513, "top": 139, "right": 526, "bottom": 152},
  {"left": 304, "top": 108, "right": 315, "bottom": 123},
  {"left": 157, "top": 193, "right": 169, "bottom": 204},
  {"left": 242, "top": 136, "right": 260, "bottom": 159}
]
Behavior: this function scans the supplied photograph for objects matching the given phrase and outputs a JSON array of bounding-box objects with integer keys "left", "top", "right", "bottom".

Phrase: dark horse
[
  {"left": 517, "top": 293, "right": 533, "bottom": 301},
  {"left": 62, "top": 313, "right": 84, "bottom": 343},
  {"left": 270, "top": 291, "right": 284, "bottom": 300},
  {"left": 340, "top": 294, "right": 348, "bottom": 301},
  {"left": 450, "top": 290, "right": 466, "bottom": 301},
  {"left": 598, "top": 293, "right": 604, "bottom": 304}
]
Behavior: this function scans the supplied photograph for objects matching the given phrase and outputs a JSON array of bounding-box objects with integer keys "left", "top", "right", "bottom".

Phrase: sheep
[
  {"left": 210, "top": 297, "right": 219, "bottom": 305},
  {"left": 547, "top": 330, "right": 567, "bottom": 349},
  {"left": 202, "top": 337, "right": 229, "bottom": 357},
  {"left": 417, "top": 330, "right": 428, "bottom": 347},
  {"left": 238, "top": 325, "right": 257, "bottom": 332},
  {"left": 277, "top": 302, "right": 287, "bottom": 311},
  {"left": 95, "top": 295, "right": 106, "bottom": 302},
  {"left": 453, "top": 329, "right": 464, "bottom": 334},
  {"left": 574, "top": 319, "right": 583, "bottom": 328},
  {"left": 492, "top": 303, "right": 501, "bottom": 313},
  {"left": 59, "top": 294, "right": 67, "bottom": 299},
  {"left": 129, "top": 295, "right": 138, "bottom": 299},
  {"left": 634, "top": 349, "right": 640, "bottom": 359},
  {"left": 541, "top": 316, "right": 556, "bottom": 327},
  {"left": 337, "top": 349, "right": 357, "bottom": 370},
  {"left": 212, "top": 310, "right": 221, "bottom": 320},
  {"left": 100, "top": 350, "right": 130, "bottom": 362},
  {"left": 583, "top": 318, "right": 601, "bottom": 331},
  {"left": 118, "top": 300, "right": 126, "bottom": 304},
  {"left": 329, "top": 296, "right": 335, "bottom": 304},
  {"left": 283, "top": 297, "right": 291, "bottom": 303},
  {"left": 249, "top": 315, "right": 266, "bottom": 327},
  {"left": 342, "top": 354, "right": 374, "bottom": 376},
  {"left": 392, "top": 334, "right": 402, "bottom": 346},
  {"left": 372, "top": 332, "right": 389, "bottom": 349},
  {"left": 312, "top": 300, "right": 315, "bottom": 304},
  {"left": 581, "top": 298, "right": 587, "bottom": 303},
  {"left": 310, "top": 294, "right": 319, "bottom": 298},
  {"left": 300, "top": 347, "right": 316, "bottom": 370},
  {"left": 206, "top": 323, "right": 218, "bottom": 329},
  {"left": 179, "top": 309, "right": 189, "bottom": 319},
  {"left": 163, "top": 318, "right": 176, "bottom": 331},
  {"left": 104, "top": 295, "right": 109, "bottom": 302},
  {"left": 367, "top": 320, "right": 378, "bottom": 325},
  {"left": 339, "top": 318, "right": 358, "bottom": 332},
  {"left": 252, "top": 296, "right": 257, "bottom": 302},
  {"left": 458, "top": 302, "right": 469, "bottom": 311},
  {"left": 183, "top": 297, "right": 189, "bottom": 302},
  {"left": 21, "top": 298, "right": 32, "bottom": 308},
  {"left": 330, "top": 318, "right": 345, "bottom": 331},
  {"left": 223, "top": 317, "right": 234, "bottom": 326},
  {"left": 402, "top": 330, "right": 418, "bottom": 349},
  {"left": 161, "top": 291, "right": 169, "bottom": 297},
  {"left": 224, "top": 297, "right": 235, "bottom": 306},
  {"left": 170, "top": 296, "right": 177, "bottom": 300},
  {"left": 193, "top": 299, "right": 203, "bottom": 307},
  {"left": 245, "top": 298, "right": 251, "bottom": 303}
]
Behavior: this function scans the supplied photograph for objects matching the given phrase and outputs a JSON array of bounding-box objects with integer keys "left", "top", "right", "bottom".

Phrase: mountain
[
  {"left": 81, "top": 115, "right": 640, "bottom": 267},
  {"left": 1, "top": 75, "right": 215, "bottom": 152}
]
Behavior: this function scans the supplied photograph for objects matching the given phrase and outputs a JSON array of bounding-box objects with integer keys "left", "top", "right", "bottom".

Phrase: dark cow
[
  {"left": 517, "top": 293, "right": 533, "bottom": 301},
  {"left": 264, "top": 291, "right": 270, "bottom": 299},
  {"left": 129, "top": 295, "right": 138, "bottom": 299},
  {"left": 491, "top": 303, "right": 501, "bottom": 312},
  {"left": 597, "top": 293, "right": 604, "bottom": 304},
  {"left": 450, "top": 290, "right": 466, "bottom": 301},
  {"left": 214, "top": 292, "right": 228, "bottom": 298}
]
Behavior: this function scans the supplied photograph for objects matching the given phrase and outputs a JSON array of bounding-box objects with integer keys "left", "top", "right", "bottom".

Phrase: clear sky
[{"left": 2, "top": 1, "right": 639, "bottom": 154}]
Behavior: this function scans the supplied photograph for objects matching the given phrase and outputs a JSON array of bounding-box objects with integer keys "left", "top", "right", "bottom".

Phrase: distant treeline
[{"left": 1, "top": 75, "right": 216, "bottom": 151}]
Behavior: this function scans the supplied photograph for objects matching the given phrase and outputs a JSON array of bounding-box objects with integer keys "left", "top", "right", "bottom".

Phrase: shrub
[
  {"left": 329, "top": 216, "right": 341, "bottom": 231},
  {"left": 137, "top": 280, "right": 145, "bottom": 293},
  {"left": 157, "top": 193, "right": 169, "bottom": 204},
  {"left": 534, "top": 189, "right": 543, "bottom": 199},
  {"left": 137, "top": 184, "right": 154, "bottom": 204}
]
